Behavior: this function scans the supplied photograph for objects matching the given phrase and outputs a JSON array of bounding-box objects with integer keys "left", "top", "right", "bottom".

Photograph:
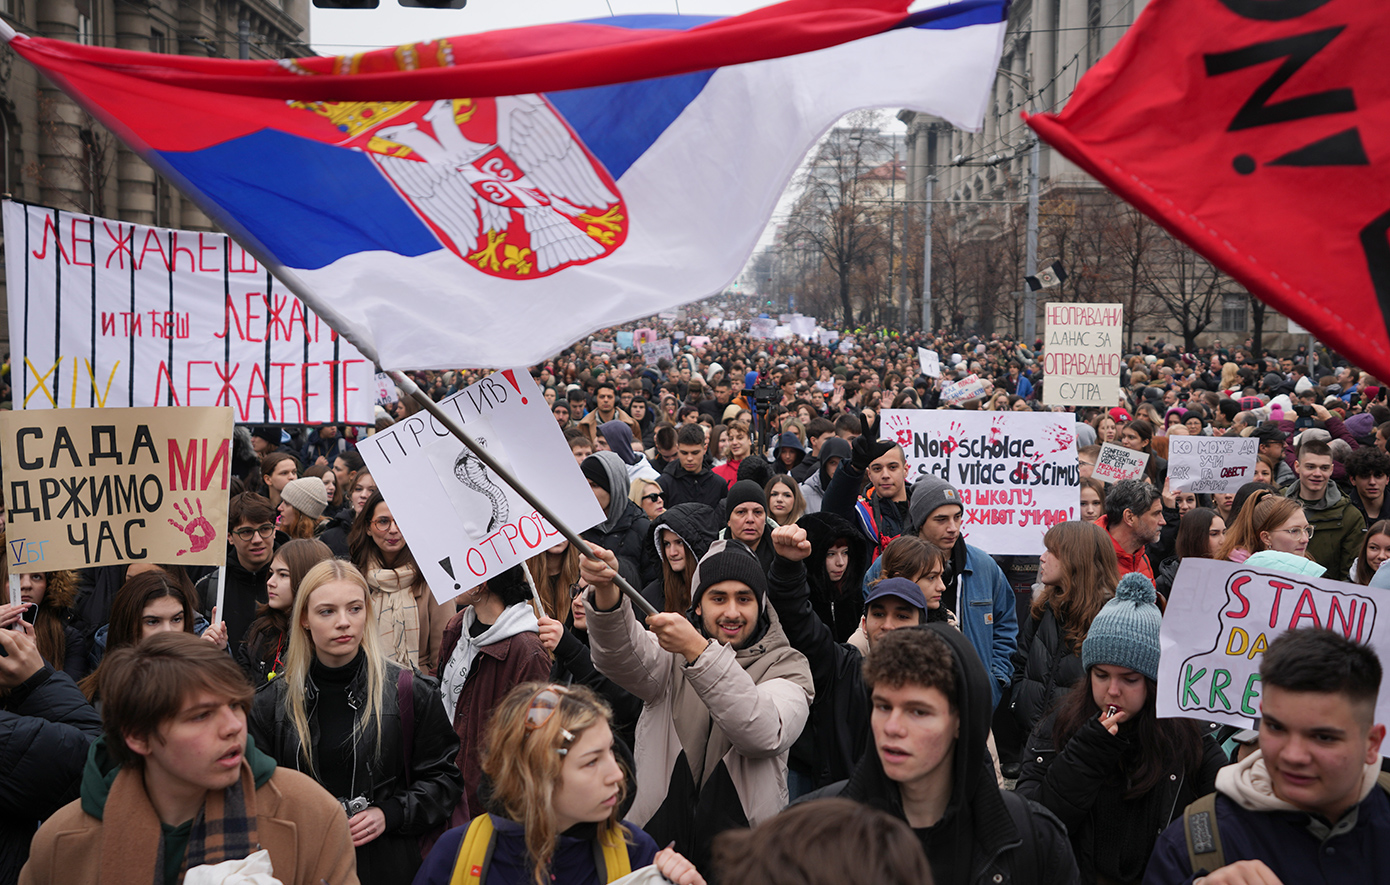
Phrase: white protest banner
[
  {"left": 640, "top": 338, "right": 673, "bottom": 363},
  {"left": 591, "top": 341, "right": 615, "bottom": 355},
  {"left": 658, "top": 311, "right": 679, "bottom": 322},
  {"left": 1093, "top": 442, "right": 1149, "bottom": 484},
  {"left": 918, "top": 347, "right": 941, "bottom": 378},
  {"left": 721, "top": 320, "right": 741, "bottom": 332},
  {"left": 773, "top": 325, "right": 792, "bottom": 339},
  {"left": 358, "top": 369, "right": 604, "bottom": 603},
  {"left": 0, "top": 406, "right": 234, "bottom": 571},
  {"left": 1167, "top": 437, "right": 1260, "bottom": 493},
  {"left": 3, "top": 201, "right": 374, "bottom": 424},
  {"left": 941, "top": 374, "right": 986, "bottom": 405},
  {"left": 819, "top": 330, "right": 840, "bottom": 346},
  {"left": 778, "top": 313, "right": 796, "bottom": 324},
  {"left": 374, "top": 373, "right": 399, "bottom": 406},
  {"left": 1158, "top": 558, "right": 1390, "bottom": 736},
  {"left": 790, "top": 316, "right": 817, "bottom": 339},
  {"left": 749, "top": 318, "right": 776, "bottom": 340},
  {"left": 882, "top": 410, "right": 1080, "bottom": 554},
  {"left": 1043, "top": 303, "right": 1123, "bottom": 408},
  {"left": 837, "top": 335, "right": 856, "bottom": 354}
]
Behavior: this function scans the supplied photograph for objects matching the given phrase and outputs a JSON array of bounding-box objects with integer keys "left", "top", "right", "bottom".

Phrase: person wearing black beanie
[{"left": 724, "top": 480, "right": 774, "bottom": 572}]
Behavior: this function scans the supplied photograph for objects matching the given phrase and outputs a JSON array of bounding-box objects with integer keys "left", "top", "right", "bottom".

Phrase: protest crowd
[{"left": 5, "top": 314, "right": 1390, "bottom": 885}]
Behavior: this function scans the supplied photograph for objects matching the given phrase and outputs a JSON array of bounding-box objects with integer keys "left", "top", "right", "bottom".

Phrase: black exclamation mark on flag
[{"left": 439, "top": 557, "right": 462, "bottom": 590}]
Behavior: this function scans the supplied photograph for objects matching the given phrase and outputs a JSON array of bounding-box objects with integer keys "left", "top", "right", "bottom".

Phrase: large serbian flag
[
  {"left": 1, "top": 0, "right": 1008, "bottom": 369},
  {"left": 1027, "top": 0, "right": 1390, "bottom": 380}
]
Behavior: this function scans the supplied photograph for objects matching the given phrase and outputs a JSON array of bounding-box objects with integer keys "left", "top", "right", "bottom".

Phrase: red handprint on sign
[{"left": 168, "top": 498, "right": 217, "bottom": 556}]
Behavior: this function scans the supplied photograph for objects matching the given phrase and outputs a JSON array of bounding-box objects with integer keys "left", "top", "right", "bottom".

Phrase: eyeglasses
[
  {"left": 641, "top": 493, "right": 663, "bottom": 503},
  {"left": 372, "top": 516, "right": 398, "bottom": 531},
  {"left": 232, "top": 524, "right": 276, "bottom": 541},
  {"left": 525, "top": 685, "right": 576, "bottom": 755},
  {"left": 1280, "top": 525, "right": 1315, "bottom": 538}
]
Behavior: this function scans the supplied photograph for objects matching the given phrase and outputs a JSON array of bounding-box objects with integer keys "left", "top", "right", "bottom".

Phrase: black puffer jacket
[
  {"left": 799, "top": 511, "right": 870, "bottom": 643},
  {"left": 807, "top": 625, "right": 1080, "bottom": 885},
  {"left": 582, "top": 501, "right": 654, "bottom": 590},
  {"left": 1007, "top": 608, "right": 1085, "bottom": 745},
  {"left": 641, "top": 503, "right": 718, "bottom": 613},
  {"left": 0, "top": 666, "right": 102, "bottom": 884},
  {"left": 249, "top": 657, "right": 464, "bottom": 885},
  {"left": 658, "top": 457, "right": 728, "bottom": 511},
  {"left": 1017, "top": 711, "right": 1228, "bottom": 884}
]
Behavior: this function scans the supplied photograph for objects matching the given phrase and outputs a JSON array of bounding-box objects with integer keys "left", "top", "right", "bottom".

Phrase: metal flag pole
[{"left": 387, "top": 371, "right": 659, "bottom": 618}]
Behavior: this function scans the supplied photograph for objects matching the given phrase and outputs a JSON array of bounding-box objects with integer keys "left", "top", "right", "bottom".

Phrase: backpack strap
[
  {"left": 1378, "top": 770, "right": 1390, "bottom": 795},
  {"left": 398, "top": 668, "right": 415, "bottom": 785},
  {"left": 592, "top": 825, "right": 632, "bottom": 883},
  {"left": 450, "top": 815, "right": 498, "bottom": 885},
  {"left": 1182, "top": 792, "right": 1224, "bottom": 877}
]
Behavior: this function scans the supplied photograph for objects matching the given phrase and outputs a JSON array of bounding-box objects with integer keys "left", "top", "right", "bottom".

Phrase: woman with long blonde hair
[
  {"left": 249, "top": 559, "right": 464, "bottom": 885},
  {"left": 414, "top": 682, "right": 702, "bottom": 885},
  {"left": 1008, "top": 521, "right": 1120, "bottom": 749}
]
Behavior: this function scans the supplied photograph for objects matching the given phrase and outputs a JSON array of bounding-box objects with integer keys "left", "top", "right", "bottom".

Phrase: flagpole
[{"left": 388, "top": 371, "right": 659, "bottom": 618}]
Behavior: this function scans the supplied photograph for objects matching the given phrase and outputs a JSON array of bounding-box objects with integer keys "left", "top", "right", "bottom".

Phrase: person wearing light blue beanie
[{"left": 1016, "top": 573, "right": 1230, "bottom": 884}]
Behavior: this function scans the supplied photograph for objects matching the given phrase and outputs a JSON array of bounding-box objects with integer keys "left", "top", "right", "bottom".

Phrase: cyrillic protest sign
[
  {"left": 3, "top": 202, "right": 375, "bottom": 425},
  {"left": 374, "top": 373, "right": 399, "bottom": 406},
  {"left": 1043, "top": 303, "right": 1122, "bottom": 407},
  {"left": 1158, "top": 558, "right": 1390, "bottom": 737},
  {"left": 941, "top": 373, "right": 986, "bottom": 405},
  {"left": 0, "top": 406, "right": 235, "bottom": 572},
  {"left": 1093, "top": 442, "right": 1148, "bottom": 484},
  {"left": 918, "top": 348, "right": 941, "bottom": 378},
  {"left": 1168, "top": 437, "right": 1259, "bottom": 494},
  {"left": 358, "top": 369, "right": 604, "bottom": 604},
  {"left": 882, "top": 410, "right": 1080, "bottom": 555},
  {"left": 640, "top": 338, "right": 673, "bottom": 363}
]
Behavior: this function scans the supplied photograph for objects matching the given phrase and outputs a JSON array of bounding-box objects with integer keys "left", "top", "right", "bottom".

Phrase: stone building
[{"left": 0, "top": 0, "right": 312, "bottom": 348}]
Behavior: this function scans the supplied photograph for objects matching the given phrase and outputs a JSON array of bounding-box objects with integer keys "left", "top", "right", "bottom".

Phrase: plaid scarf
[{"left": 151, "top": 762, "right": 260, "bottom": 885}]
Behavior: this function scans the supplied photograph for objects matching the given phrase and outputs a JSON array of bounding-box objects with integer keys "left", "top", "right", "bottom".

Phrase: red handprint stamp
[{"left": 168, "top": 498, "right": 216, "bottom": 556}]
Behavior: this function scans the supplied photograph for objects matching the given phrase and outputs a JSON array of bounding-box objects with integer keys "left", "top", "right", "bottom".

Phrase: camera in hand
[
  {"left": 743, "top": 383, "right": 781, "bottom": 405},
  {"left": 339, "top": 796, "right": 370, "bottom": 816}
]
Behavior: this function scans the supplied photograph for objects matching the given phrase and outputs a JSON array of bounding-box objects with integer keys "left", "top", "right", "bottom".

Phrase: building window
[
  {"left": 1222, "top": 294, "right": 1248, "bottom": 333},
  {"left": 1086, "top": 0, "right": 1102, "bottom": 67},
  {"left": 150, "top": 28, "right": 165, "bottom": 53}
]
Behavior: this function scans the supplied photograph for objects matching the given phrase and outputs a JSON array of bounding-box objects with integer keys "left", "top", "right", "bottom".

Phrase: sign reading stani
[
  {"left": 882, "top": 410, "right": 1080, "bottom": 555},
  {"left": 3, "top": 202, "right": 375, "bottom": 424},
  {"left": 0, "top": 406, "right": 235, "bottom": 572}
]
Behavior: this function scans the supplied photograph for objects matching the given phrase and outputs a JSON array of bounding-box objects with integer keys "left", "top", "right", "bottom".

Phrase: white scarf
[
  {"left": 439, "top": 602, "right": 540, "bottom": 716},
  {"left": 1216, "top": 749, "right": 1380, "bottom": 813}
]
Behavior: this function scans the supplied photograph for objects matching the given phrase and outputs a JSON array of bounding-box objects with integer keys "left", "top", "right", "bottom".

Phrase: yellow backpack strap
[
  {"left": 450, "top": 814, "right": 498, "bottom": 885},
  {"left": 1378, "top": 770, "right": 1390, "bottom": 795},
  {"left": 1182, "top": 792, "right": 1224, "bottom": 877},
  {"left": 593, "top": 824, "right": 632, "bottom": 883}
]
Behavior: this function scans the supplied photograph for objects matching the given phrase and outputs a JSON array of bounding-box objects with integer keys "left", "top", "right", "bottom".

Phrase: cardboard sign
[
  {"left": 918, "top": 347, "right": 941, "bottom": 378},
  {"left": 591, "top": 341, "right": 615, "bottom": 354},
  {"left": 374, "top": 373, "right": 399, "bottom": 406},
  {"left": 1043, "top": 303, "right": 1123, "bottom": 407},
  {"left": 1158, "top": 558, "right": 1390, "bottom": 737},
  {"left": 1168, "top": 437, "right": 1260, "bottom": 493},
  {"left": 941, "top": 373, "right": 987, "bottom": 405},
  {"left": 0, "top": 406, "right": 235, "bottom": 571},
  {"left": 640, "top": 338, "right": 674, "bottom": 363},
  {"left": 881, "top": 410, "right": 1080, "bottom": 555},
  {"left": 358, "top": 369, "right": 604, "bottom": 603},
  {"left": 3, "top": 202, "right": 374, "bottom": 424},
  {"left": 1093, "top": 442, "right": 1150, "bottom": 484}
]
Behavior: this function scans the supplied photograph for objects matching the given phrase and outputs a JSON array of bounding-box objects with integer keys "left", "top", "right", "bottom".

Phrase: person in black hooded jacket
[
  {"left": 580, "top": 451, "right": 656, "bottom": 589},
  {"left": 771, "top": 432, "right": 807, "bottom": 476},
  {"left": 807, "top": 625, "right": 1079, "bottom": 885},
  {"left": 798, "top": 511, "right": 870, "bottom": 643},
  {"left": 641, "top": 503, "right": 717, "bottom": 615},
  {"left": 799, "top": 435, "right": 851, "bottom": 516}
]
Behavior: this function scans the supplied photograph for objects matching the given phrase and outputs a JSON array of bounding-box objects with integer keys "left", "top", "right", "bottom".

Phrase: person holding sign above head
[
  {"left": 1017, "top": 573, "right": 1228, "bottom": 885},
  {"left": 1145, "top": 629, "right": 1390, "bottom": 885},
  {"left": 1118, "top": 420, "right": 1166, "bottom": 487},
  {"left": 1281, "top": 439, "right": 1364, "bottom": 581},
  {"left": 1096, "top": 480, "right": 1164, "bottom": 582}
]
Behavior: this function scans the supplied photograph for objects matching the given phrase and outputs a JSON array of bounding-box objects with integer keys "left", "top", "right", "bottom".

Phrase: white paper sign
[
  {"left": 640, "top": 339, "right": 673, "bottom": 362},
  {"left": 1043, "top": 303, "right": 1123, "bottom": 407},
  {"left": 837, "top": 336, "right": 856, "bottom": 354},
  {"left": 918, "top": 348, "right": 941, "bottom": 378},
  {"left": 790, "top": 316, "right": 817, "bottom": 339},
  {"left": 1158, "top": 558, "right": 1390, "bottom": 736},
  {"left": 591, "top": 341, "right": 614, "bottom": 354},
  {"left": 941, "top": 373, "right": 986, "bottom": 405},
  {"left": 881, "top": 410, "right": 1081, "bottom": 555},
  {"left": 819, "top": 330, "right": 840, "bottom": 346},
  {"left": 1167, "top": 437, "right": 1260, "bottom": 493},
  {"left": 749, "top": 318, "right": 777, "bottom": 340},
  {"left": 3, "top": 201, "right": 375, "bottom": 424},
  {"left": 1093, "top": 442, "right": 1149, "bottom": 484},
  {"left": 358, "top": 369, "right": 604, "bottom": 603},
  {"left": 374, "top": 373, "right": 399, "bottom": 406}
]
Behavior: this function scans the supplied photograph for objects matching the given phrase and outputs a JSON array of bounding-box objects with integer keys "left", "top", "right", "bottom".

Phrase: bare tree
[
  {"left": 25, "top": 93, "right": 117, "bottom": 216},
  {"left": 1146, "top": 231, "right": 1229, "bottom": 351}
]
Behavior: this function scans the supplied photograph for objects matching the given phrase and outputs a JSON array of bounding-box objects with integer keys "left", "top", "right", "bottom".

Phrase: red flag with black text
[{"left": 1026, "top": 0, "right": 1390, "bottom": 379}]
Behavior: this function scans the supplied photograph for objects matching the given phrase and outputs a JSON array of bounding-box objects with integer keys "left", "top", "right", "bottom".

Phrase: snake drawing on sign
[{"left": 454, "top": 442, "right": 509, "bottom": 533}]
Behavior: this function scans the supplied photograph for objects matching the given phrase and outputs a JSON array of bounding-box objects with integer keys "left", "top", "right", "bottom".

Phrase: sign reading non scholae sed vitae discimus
[{"left": 1043, "top": 303, "right": 1122, "bottom": 407}]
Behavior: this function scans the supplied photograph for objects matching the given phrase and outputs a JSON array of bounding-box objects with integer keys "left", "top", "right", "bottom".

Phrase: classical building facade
[
  {"left": 898, "top": 0, "right": 1301, "bottom": 351},
  {"left": 0, "top": 0, "right": 312, "bottom": 351}
]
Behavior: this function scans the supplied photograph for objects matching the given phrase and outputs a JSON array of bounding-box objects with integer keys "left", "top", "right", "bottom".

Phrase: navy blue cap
[{"left": 864, "top": 577, "right": 928, "bottom": 611}]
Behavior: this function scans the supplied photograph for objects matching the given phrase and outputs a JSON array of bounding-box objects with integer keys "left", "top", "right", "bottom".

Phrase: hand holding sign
[
  {"left": 1167, "top": 437, "right": 1259, "bottom": 494},
  {"left": 1093, "top": 442, "right": 1149, "bottom": 484}
]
